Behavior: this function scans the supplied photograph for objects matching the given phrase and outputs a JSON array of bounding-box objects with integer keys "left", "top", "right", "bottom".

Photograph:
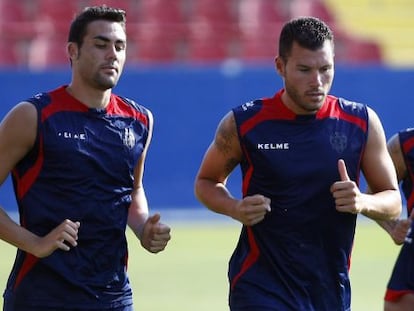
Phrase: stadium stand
[
  {"left": 186, "top": 22, "right": 239, "bottom": 62},
  {"left": 190, "top": 0, "right": 237, "bottom": 24},
  {"left": 127, "top": 0, "right": 187, "bottom": 62},
  {"left": 127, "top": 22, "right": 187, "bottom": 63},
  {"left": 87, "top": 0, "right": 140, "bottom": 21},
  {"left": 0, "top": 39, "right": 20, "bottom": 67},
  {"left": 27, "top": 32, "right": 69, "bottom": 69},
  {"left": 186, "top": 0, "right": 239, "bottom": 62},
  {"left": 324, "top": 0, "right": 414, "bottom": 67},
  {"left": 0, "top": 1, "right": 29, "bottom": 23},
  {"left": 288, "top": 0, "right": 336, "bottom": 24},
  {"left": 34, "top": 0, "right": 80, "bottom": 27},
  {"left": 237, "top": 0, "right": 282, "bottom": 60},
  {"left": 0, "top": 0, "right": 391, "bottom": 68}
]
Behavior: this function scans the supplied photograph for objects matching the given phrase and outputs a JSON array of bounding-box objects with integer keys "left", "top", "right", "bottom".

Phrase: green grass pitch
[{"left": 0, "top": 219, "right": 401, "bottom": 310}]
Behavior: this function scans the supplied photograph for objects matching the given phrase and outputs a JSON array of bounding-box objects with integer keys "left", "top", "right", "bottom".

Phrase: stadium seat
[
  {"left": 137, "top": 0, "right": 185, "bottom": 24},
  {"left": 239, "top": 40, "right": 279, "bottom": 61},
  {"left": 86, "top": 0, "right": 139, "bottom": 21},
  {"left": 0, "top": 0, "right": 29, "bottom": 22},
  {"left": 237, "top": 0, "right": 286, "bottom": 61},
  {"left": 238, "top": 22, "right": 282, "bottom": 61},
  {"left": 185, "top": 0, "right": 239, "bottom": 62},
  {"left": 35, "top": 0, "right": 79, "bottom": 24},
  {"left": 345, "top": 39, "right": 383, "bottom": 64},
  {"left": 27, "top": 34, "right": 68, "bottom": 69},
  {"left": 0, "top": 39, "right": 20, "bottom": 67},
  {"left": 288, "top": 0, "right": 335, "bottom": 23},
  {"left": 127, "top": 23, "right": 185, "bottom": 63},
  {"left": 86, "top": 0, "right": 132, "bottom": 9},
  {"left": 333, "top": 29, "right": 383, "bottom": 64},
  {"left": 190, "top": 0, "right": 236, "bottom": 24},
  {"left": 238, "top": 0, "right": 287, "bottom": 26},
  {"left": 186, "top": 21, "right": 239, "bottom": 62},
  {"left": 126, "top": 0, "right": 188, "bottom": 64}
]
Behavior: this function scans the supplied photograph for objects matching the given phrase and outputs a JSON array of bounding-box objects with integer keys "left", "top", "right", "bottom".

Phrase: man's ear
[
  {"left": 67, "top": 42, "right": 78, "bottom": 60},
  {"left": 275, "top": 56, "right": 285, "bottom": 76}
]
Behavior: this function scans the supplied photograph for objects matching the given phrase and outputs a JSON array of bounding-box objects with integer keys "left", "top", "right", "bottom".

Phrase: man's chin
[{"left": 97, "top": 78, "right": 118, "bottom": 91}]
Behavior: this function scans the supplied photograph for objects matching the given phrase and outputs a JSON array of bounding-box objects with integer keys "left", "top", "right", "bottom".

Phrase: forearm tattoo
[{"left": 215, "top": 117, "right": 240, "bottom": 175}]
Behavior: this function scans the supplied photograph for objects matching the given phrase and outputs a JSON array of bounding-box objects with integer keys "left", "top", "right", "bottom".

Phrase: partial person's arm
[
  {"left": 194, "top": 111, "right": 271, "bottom": 226},
  {"left": 127, "top": 110, "right": 171, "bottom": 253},
  {"left": 378, "top": 210, "right": 414, "bottom": 245},
  {"left": 331, "top": 107, "right": 401, "bottom": 221},
  {"left": 0, "top": 102, "right": 80, "bottom": 258},
  {"left": 375, "top": 133, "right": 411, "bottom": 244},
  {"left": 361, "top": 108, "right": 402, "bottom": 220}
]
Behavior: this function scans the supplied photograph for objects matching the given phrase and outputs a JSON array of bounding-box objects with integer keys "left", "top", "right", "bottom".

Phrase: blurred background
[
  {"left": 0, "top": 2, "right": 413, "bottom": 310},
  {"left": 0, "top": 0, "right": 413, "bottom": 213},
  {"left": 1, "top": 0, "right": 413, "bottom": 68}
]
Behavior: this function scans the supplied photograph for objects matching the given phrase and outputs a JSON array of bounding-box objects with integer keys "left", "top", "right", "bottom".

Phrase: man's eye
[{"left": 96, "top": 44, "right": 106, "bottom": 49}]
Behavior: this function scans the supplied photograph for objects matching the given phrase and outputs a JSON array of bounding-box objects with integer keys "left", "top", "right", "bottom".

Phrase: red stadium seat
[
  {"left": 86, "top": 0, "right": 139, "bottom": 21},
  {"left": 239, "top": 22, "right": 282, "bottom": 61},
  {"left": 35, "top": 0, "right": 80, "bottom": 26},
  {"left": 0, "top": 0, "right": 29, "bottom": 22},
  {"left": 186, "top": 22, "right": 239, "bottom": 62},
  {"left": 288, "top": 0, "right": 336, "bottom": 23},
  {"left": 238, "top": 0, "right": 287, "bottom": 26},
  {"left": 344, "top": 39, "right": 383, "bottom": 64},
  {"left": 127, "top": 23, "right": 185, "bottom": 63},
  {"left": 190, "top": 0, "right": 236, "bottom": 24},
  {"left": 185, "top": 0, "right": 239, "bottom": 62},
  {"left": 355, "top": 41, "right": 382, "bottom": 63},
  {"left": 333, "top": 29, "right": 383, "bottom": 64},
  {"left": 0, "top": 39, "right": 20, "bottom": 67},
  {"left": 237, "top": 0, "right": 286, "bottom": 61},
  {"left": 137, "top": 0, "right": 185, "bottom": 24},
  {"left": 86, "top": 0, "right": 132, "bottom": 9},
  {"left": 27, "top": 34, "right": 68, "bottom": 69},
  {"left": 126, "top": 0, "right": 187, "bottom": 64}
]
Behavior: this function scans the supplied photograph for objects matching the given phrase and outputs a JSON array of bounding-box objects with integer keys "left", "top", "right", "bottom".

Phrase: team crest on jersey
[
  {"left": 123, "top": 127, "right": 136, "bottom": 149},
  {"left": 330, "top": 132, "right": 347, "bottom": 153}
]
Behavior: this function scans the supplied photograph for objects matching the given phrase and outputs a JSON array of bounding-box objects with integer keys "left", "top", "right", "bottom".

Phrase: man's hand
[
  {"left": 232, "top": 194, "right": 271, "bottom": 226},
  {"left": 331, "top": 159, "right": 362, "bottom": 214},
  {"left": 34, "top": 219, "right": 80, "bottom": 258},
  {"left": 390, "top": 209, "right": 414, "bottom": 245},
  {"left": 140, "top": 213, "right": 171, "bottom": 253}
]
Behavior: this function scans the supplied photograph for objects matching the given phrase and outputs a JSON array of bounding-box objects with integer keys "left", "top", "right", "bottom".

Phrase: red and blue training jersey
[
  {"left": 384, "top": 128, "right": 414, "bottom": 301},
  {"left": 3, "top": 86, "right": 150, "bottom": 309},
  {"left": 398, "top": 128, "right": 414, "bottom": 212},
  {"left": 229, "top": 89, "right": 368, "bottom": 310}
]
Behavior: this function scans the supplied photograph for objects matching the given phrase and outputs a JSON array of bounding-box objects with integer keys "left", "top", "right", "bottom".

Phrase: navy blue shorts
[{"left": 385, "top": 223, "right": 414, "bottom": 301}]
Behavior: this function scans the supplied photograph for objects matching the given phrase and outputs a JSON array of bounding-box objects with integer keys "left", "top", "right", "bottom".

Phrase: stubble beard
[
  {"left": 94, "top": 72, "right": 119, "bottom": 91},
  {"left": 285, "top": 83, "right": 325, "bottom": 114}
]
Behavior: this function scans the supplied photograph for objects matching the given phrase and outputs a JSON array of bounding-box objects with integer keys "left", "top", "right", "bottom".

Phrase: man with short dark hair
[
  {"left": 194, "top": 16, "right": 401, "bottom": 310},
  {"left": 0, "top": 6, "right": 171, "bottom": 311}
]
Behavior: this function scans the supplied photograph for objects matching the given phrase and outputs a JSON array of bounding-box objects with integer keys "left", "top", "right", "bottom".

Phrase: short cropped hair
[
  {"left": 68, "top": 6, "right": 126, "bottom": 47},
  {"left": 278, "top": 16, "right": 333, "bottom": 61}
]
